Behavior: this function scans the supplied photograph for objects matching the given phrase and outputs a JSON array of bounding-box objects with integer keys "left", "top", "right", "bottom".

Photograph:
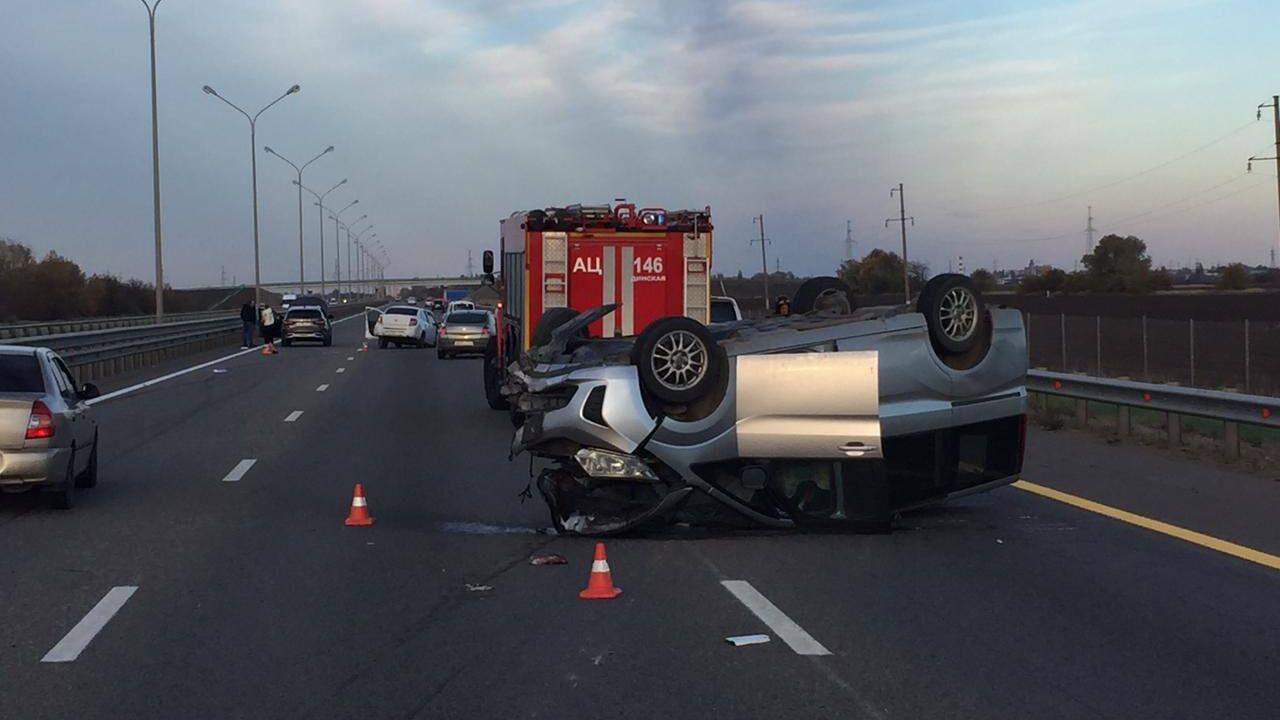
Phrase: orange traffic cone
[
  {"left": 579, "top": 542, "right": 622, "bottom": 599},
  {"left": 359, "top": 340, "right": 369, "bottom": 352},
  {"left": 344, "top": 483, "right": 375, "bottom": 526}
]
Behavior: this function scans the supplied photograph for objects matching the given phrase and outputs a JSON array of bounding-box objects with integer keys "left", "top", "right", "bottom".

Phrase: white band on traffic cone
[
  {"left": 352, "top": 497, "right": 367, "bottom": 507},
  {"left": 591, "top": 559, "right": 610, "bottom": 573}
]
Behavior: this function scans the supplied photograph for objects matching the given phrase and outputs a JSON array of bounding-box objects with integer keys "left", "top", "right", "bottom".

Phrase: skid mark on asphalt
[
  {"left": 221, "top": 459, "right": 257, "bottom": 483},
  {"left": 720, "top": 580, "right": 831, "bottom": 656},
  {"left": 1014, "top": 480, "right": 1280, "bottom": 571},
  {"left": 284, "top": 410, "right": 304, "bottom": 423},
  {"left": 316, "top": 384, "right": 329, "bottom": 392},
  {"left": 41, "top": 586, "right": 138, "bottom": 663}
]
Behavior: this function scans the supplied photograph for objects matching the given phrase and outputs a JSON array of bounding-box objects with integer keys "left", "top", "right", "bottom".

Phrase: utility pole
[
  {"left": 751, "top": 214, "right": 771, "bottom": 310},
  {"left": 886, "top": 183, "right": 914, "bottom": 305},
  {"left": 466, "top": 249, "right": 475, "bottom": 277},
  {"left": 844, "top": 220, "right": 854, "bottom": 262},
  {"left": 1248, "top": 95, "right": 1280, "bottom": 268}
]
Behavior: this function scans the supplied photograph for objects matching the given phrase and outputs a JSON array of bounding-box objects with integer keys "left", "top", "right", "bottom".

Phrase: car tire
[
  {"left": 51, "top": 449, "right": 75, "bottom": 510},
  {"left": 631, "top": 316, "right": 724, "bottom": 405},
  {"left": 75, "top": 434, "right": 98, "bottom": 489},
  {"left": 323, "top": 336, "right": 332, "bottom": 347},
  {"left": 483, "top": 342, "right": 510, "bottom": 410},
  {"left": 791, "top": 276, "right": 853, "bottom": 315},
  {"left": 282, "top": 338, "right": 293, "bottom": 347},
  {"left": 917, "top": 274, "right": 987, "bottom": 356},
  {"left": 418, "top": 334, "right": 427, "bottom": 349},
  {"left": 379, "top": 338, "right": 389, "bottom": 349},
  {"left": 532, "top": 307, "right": 582, "bottom": 348}
]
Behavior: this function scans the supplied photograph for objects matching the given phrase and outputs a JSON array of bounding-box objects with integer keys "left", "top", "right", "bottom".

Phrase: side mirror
[
  {"left": 80, "top": 383, "right": 101, "bottom": 400},
  {"left": 482, "top": 249, "right": 494, "bottom": 274}
]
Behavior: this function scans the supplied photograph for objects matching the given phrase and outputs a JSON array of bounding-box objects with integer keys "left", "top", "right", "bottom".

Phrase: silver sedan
[{"left": 0, "top": 346, "right": 101, "bottom": 508}]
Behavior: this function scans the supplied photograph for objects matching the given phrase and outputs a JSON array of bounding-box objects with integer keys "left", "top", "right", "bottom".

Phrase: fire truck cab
[{"left": 482, "top": 202, "right": 713, "bottom": 409}]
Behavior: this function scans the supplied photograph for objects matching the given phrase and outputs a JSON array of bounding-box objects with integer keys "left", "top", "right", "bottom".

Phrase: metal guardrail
[
  {"left": 1027, "top": 369, "right": 1278, "bottom": 460},
  {"left": 0, "top": 310, "right": 234, "bottom": 340}
]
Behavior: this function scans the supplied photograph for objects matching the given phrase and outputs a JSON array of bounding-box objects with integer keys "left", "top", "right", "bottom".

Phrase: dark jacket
[{"left": 240, "top": 303, "right": 256, "bottom": 323}]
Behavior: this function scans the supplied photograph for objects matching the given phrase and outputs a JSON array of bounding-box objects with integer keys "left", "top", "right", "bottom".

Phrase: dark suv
[{"left": 282, "top": 306, "right": 332, "bottom": 346}]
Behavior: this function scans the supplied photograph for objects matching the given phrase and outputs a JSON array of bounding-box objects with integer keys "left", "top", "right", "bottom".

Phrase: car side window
[{"left": 49, "top": 355, "right": 76, "bottom": 399}]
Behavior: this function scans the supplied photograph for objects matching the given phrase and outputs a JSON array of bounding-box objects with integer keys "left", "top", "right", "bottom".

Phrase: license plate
[{"left": 455, "top": 340, "right": 474, "bottom": 346}]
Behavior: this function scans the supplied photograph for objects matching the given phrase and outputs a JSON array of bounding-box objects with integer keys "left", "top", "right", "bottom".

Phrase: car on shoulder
[
  {"left": 438, "top": 310, "right": 493, "bottom": 359},
  {"left": 373, "top": 305, "right": 437, "bottom": 348},
  {"left": 446, "top": 300, "right": 475, "bottom": 315},
  {"left": 282, "top": 306, "right": 333, "bottom": 346},
  {"left": 502, "top": 274, "right": 1027, "bottom": 536},
  {"left": 0, "top": 346, "right": 101, "bottom": 509}
]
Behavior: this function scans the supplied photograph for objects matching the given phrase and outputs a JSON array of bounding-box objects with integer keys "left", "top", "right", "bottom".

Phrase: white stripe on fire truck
[
  {"left": 602, "top": 246, "right": 616, "bottom": 338},
  {"left": 621, "top": 245, "right": 635, "bottom": 336}
]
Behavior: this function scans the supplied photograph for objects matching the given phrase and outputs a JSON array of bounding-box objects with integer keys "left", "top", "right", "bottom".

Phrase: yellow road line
[{"left": 1013, "top": 479, "right": 1280, "bottom": 572}]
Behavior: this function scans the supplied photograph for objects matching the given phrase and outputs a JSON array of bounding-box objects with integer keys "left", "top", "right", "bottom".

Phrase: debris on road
[
  {"left": 726, "top": 634, "right": 771, "bottom": 647},
  {"left": 465, "top": 583, "right": 493, "bottom": 592},
  {"left": 530, "top": 553, "right": 568, "bottom": 566}
]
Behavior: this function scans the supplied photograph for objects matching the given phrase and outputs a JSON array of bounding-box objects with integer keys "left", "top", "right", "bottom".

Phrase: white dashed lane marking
[
  {"left": 721, "top": 580, "right": 831, "bottom": 656},
  {"left": 347, "top": 356, "right": 354, "bottom": 360},
  {"left": 316, "top": 384, "right": 329, "bottom": 392},
  {"left": 42, "top": 586, "right": 139, "bottom": 663},
  {"left": 284, "top": 410, "right": 303, "bottom": 423},
  {"left": 220, "top": 459, "right": 257, "bottom": 483},
  {"left": 336, "top": 367, "right": 346, "bottom": 374}
]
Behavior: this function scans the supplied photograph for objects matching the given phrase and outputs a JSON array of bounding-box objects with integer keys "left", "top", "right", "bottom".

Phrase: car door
[
  {"left": 47, "top": 354, "right": 92, "bottom": 471},
  {"left": 424, "top": 311, "right": 438, "bottom": 344}
]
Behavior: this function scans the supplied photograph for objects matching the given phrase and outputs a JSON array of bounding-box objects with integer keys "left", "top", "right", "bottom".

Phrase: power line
[{"left": 941, "top": 119, "right": 1261, "bottom": 216}]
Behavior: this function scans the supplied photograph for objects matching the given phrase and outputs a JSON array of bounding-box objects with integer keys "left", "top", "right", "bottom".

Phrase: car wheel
[
  {"left": 917, "top": 274, "right": 987, "bottom": 356},
  {"left": 418, "top": 334, "right": 427, "bottom": 349},
  {"left": 532, "top": 307, "right": 582, "bottom": 348},
  {"left": 379, "top": 338, "right": 389, "bottom": 349},
  {"left": 631, "top": 316, "right": 724, "bottom": 405},
  {"left": 484, "top": 342, "right": 510, "bottom": 410},
  {"left": 51, "top": 449, "right": 75, "bottom": 510},
  {"left": 323, "top": 336, "right": 332, "bottom": 347},
  {"left": 791, "top": 276, "right": 854, "bottom": 315},
  {"left": 75, "top": 433, "right": 98, "bottom": 489}
]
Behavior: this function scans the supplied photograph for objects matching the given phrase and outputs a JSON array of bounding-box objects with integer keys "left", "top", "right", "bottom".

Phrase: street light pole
[
  {"left": 265, "top": 146, "right": 333, "bottom": 294},
  {"left": 349, "top": 221, "right": 373, "bottom": 297},
  {"left": 202, "top": 83, "right": 301, "bottom": 309},
  {"left": 296, "top": 179, "right": 346, "bottom": 298},
  {"left": 140, "top": 0, "right": 165, "bottom": 322},
  {"left": 331, "top": 202, "right": 360, "bottom": 300}
]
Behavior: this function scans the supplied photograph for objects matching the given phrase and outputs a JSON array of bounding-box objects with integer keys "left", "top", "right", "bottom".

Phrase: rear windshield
[
  {"left": 710, "top": 300, "right": 738, "bottom": 323},
  {"left": 446, "top": 312, "right": 488, "bottom": 324},
  {"left": 0, "top": 354, "right": 44, "bottom": 393},
  {"left": 387, "top": 307, "right": 418, "bottom": 316},
  {"left": 287, "top": 308, "right": 322, "bottom": 320}
]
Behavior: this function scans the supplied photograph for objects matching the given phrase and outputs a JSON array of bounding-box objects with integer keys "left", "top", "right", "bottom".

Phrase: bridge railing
[{"left": 0, "top": 310, "right": 236, "bottom": 340}]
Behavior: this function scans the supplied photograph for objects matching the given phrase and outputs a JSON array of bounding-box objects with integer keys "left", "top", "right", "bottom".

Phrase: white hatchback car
[{"left": 373, "top": 305, "right": 437, "bottom": 348}]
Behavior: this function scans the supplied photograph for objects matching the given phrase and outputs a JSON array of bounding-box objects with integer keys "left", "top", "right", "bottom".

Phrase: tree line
[{"left": 0, "top": 238, "right": 200, "bottom": 322}]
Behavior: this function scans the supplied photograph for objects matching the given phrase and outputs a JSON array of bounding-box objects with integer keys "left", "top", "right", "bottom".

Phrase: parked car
[
  {"left": 291, "top": 295, "right": 332, "bottom": 318},
  {"left": 438, "top": 310, "right": 493, "bottom": 358},
  {"left": 503, "top": 274, "right": 1027, "bottom": 535},
  {"left": 446, "top": 300, "right": 475, "bottom": 315},
  {"left": 709, "top": 295, "right": 743, "bottom": 323},
  {"left": 0, "top": 346, "right": 101, "bottom": 509},
  {"left": 281, "top": 306, "right": 333, "bottom": 346},
  {"left": 374, "top": 305, "right": 437, "bottom": 348},
  {"left": 406, "top": 296, "right": 418, "bottom": 305}
]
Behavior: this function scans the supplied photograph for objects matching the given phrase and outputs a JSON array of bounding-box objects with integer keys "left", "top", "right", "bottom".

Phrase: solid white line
[
  {"left": 316, "top": 384, "right": 329, "bottom": 392},
  {"left": 284, "top": 410, "right": 303, "bottom": 423},
  {"left": 84, "top": 310, "right": 369, "bottom": 407},
  {"left": 220, "top": 459, "right": 257, "bottom": 483},
  {"left": 86, "top": 346, "right": 258, "bottom": 405},
  {"left": 721, "top": 580, "right": 831, "bottom": 656},
  {"left": 336, "top": 367, "right": 346, "bottom": 373},
  {"left": 41, "top": 586, "right": 138, "bottom": 663}
]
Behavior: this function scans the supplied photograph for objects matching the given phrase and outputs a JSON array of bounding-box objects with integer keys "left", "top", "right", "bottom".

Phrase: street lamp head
[
  {"left": 287, "top": 84, "right": 301, "bottom": 95},
  {"left": 338, "top": 178, "right": 347, "bottom": 186},
  {"left": 324, "top": 146, "right": 335, "bottom": 153},
  {"left": 264, "top": 146, "right": 275, "bottom": 155},
  {"left": 202, "top": 85, "right": 216, "bottom": 95}
]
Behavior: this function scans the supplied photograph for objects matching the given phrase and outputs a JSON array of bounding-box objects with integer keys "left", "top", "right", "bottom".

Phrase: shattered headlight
[{"left": 574, "top": 448, "right": 658, "bottom": 481}]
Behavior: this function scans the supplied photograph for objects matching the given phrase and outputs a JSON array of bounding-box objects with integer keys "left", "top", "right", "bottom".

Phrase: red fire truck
[{"left": 481, "top": 202, "right": 713, "bottom": 409}]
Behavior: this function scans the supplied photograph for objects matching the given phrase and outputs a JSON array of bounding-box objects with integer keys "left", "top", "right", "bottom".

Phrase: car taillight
[
  {"left": 26, "top": 400, "right": 54, "bottom": 440},
  {"left": 409, "top": 318, "right": 418, "bottom": 326}
]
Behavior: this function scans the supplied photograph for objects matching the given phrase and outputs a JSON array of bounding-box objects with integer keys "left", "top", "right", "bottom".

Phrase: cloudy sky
[{"left": 3, "top": 0, "right": 1279, "bottom": 287}]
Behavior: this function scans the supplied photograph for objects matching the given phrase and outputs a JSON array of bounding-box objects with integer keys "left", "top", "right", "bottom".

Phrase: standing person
[
  {"left": 259, "top": 303, "right": 279, "bottom": 355},
  {"left": 239, "top": 301, "right": 256, "bottom": 349}
]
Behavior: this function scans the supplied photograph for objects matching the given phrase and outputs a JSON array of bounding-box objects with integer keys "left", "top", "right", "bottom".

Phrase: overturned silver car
[{"left": 503, "top": 275, "right": 1027, "bottom": 535}]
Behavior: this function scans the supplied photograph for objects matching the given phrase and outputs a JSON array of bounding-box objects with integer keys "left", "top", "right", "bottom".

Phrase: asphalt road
[{"left": 2, "top": 316, "right": 1278, "bottom": 719}]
